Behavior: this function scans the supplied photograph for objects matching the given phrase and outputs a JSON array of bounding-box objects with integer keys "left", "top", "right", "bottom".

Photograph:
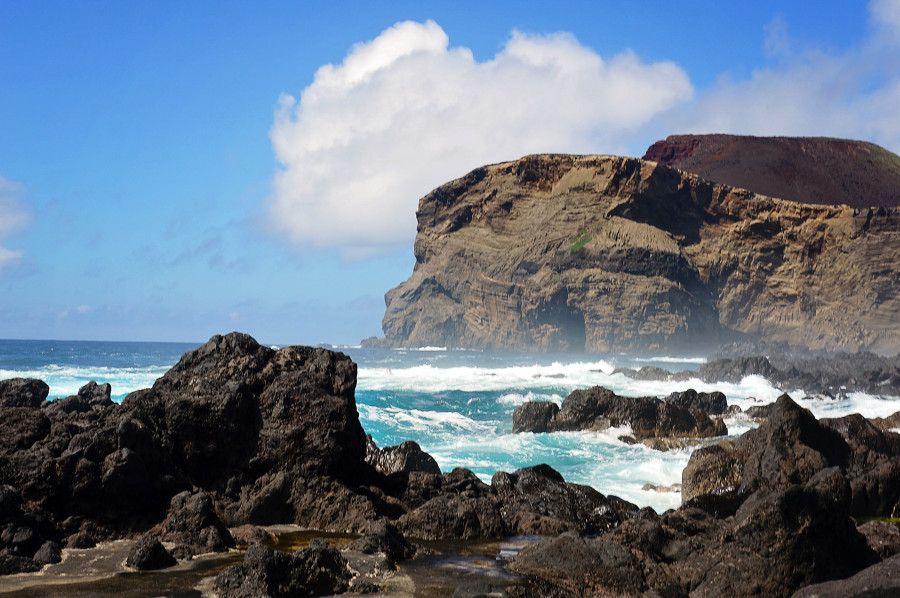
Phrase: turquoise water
[{"left": 3, "top": 339, "right": 900, "bottom": 512}]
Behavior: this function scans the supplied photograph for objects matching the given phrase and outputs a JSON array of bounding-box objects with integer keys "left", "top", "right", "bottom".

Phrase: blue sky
[{"left": 1, "top": 1, "right": 899, "bottom": 345}]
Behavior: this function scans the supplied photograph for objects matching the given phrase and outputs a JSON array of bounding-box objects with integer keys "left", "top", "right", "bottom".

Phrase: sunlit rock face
[{"left": 374, "top": 147, "right": 900, "bottom": 353}]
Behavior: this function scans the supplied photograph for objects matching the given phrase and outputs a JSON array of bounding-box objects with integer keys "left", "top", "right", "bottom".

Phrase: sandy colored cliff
[{"left": 371, "top": 145, "right": 900, "bottom": 353}]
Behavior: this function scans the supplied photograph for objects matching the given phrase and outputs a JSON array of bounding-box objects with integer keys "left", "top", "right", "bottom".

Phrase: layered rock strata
[{"left": 372, "top": 153, "right": 900, "bottom": 353}]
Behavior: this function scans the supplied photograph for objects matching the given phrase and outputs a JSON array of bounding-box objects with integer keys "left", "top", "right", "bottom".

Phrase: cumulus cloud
[
  {"left": 0, "top": 175, "right": 30, "bottom": 273},
  {"left": 677, "top": 0, "right": 900, "bottom": 153},
  {"left": 269, "top": 20, "right": 692, "bottom": 256}
]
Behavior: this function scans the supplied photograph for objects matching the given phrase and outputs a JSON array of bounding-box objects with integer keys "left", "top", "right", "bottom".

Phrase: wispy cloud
[
  {"left": 269, "top": 20, "right": 692, "bottom": 257},
  {"left": 676, "top": 0, "right": 900, "bottom": 152},
  {"left": 0, "top": 175, "right": 30, "bottom": 273}
]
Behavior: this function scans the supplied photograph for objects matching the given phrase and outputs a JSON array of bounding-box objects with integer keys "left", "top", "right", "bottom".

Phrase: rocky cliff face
[{"left": 373, "top": 153, "right": 900, "bottom": 353}]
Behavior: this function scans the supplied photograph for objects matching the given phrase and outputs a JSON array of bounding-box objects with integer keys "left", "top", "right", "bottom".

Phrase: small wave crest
[{"left": 358, "top": 360, "right": 617, "bottom": 393}]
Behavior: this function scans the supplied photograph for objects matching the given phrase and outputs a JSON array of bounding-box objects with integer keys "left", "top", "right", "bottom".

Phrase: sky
[{"left": 1, "top": 1, "right": 899, "bottom": 345}]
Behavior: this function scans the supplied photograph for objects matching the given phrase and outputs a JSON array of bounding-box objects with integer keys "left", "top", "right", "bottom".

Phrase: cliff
[{"left": 372, "top": 151, "right": 900, "bottom": 353}]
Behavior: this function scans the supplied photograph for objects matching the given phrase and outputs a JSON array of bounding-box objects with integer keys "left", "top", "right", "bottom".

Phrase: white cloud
[
  {"left": 269, "top": 20, "right": 692, "bottom": 256},
  {"left": 871, "top": 0, "right": 900, "bottom": 43},
  {"left": 676, "top": 1, "right": 900, "bottom": 153},
  {"left": 0, "top": 175, "right": 30, "bottom": 273}
]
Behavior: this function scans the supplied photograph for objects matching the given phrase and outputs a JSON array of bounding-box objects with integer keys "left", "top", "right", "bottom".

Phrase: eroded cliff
[{"left": 373, "top": 154, "right": 900, "bottom": 353}]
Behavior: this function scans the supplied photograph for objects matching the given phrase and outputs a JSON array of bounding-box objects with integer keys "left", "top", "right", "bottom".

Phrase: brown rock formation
[
  {"left": 373, "top": 151, "right": 900, "bottom": 353},
  {"left": 644, "top": 134, "right": 900, "bottom": 209}
]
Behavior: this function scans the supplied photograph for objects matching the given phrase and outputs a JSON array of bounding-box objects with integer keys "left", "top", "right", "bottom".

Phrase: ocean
[{"left": 3, "top": 338, "right": 900, "bottom": 513}]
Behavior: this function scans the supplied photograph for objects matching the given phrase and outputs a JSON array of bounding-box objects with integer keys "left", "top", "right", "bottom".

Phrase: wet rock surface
[
  {"left": 124, "top": 534, "right": 177, "bottom": 570},
  {"left": 214, "top": 539, "right": 351, "bottom": 598},
  {"left": 366, "top": 435, "right": 441, "bottom": 476},
  {"left": 512, "top": 386, "right": 727, "bottom": 448}
]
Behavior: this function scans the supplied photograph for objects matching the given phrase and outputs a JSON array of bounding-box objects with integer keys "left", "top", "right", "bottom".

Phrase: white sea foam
[
  {"left": 359, "top": 360, "right": 618, "bottom": 393},
  {"left": 0, "top": 365, "right": 167, "bottom": 400},
  {"left": 496, "top": 391, "right": 565, "bottom": 406},
  {"left": 358, "top": 404, "right": 493, "bottom": 435},
  {"left": 630, "top": 355, "right": 708, "bottom": 365}
]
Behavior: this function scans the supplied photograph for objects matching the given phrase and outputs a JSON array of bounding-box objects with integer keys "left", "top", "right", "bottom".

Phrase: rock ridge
[{"left": 371, "top": 150, "right": 900, "bottom": 353}]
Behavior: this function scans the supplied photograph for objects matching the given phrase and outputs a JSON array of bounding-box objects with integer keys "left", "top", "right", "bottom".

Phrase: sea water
[{"left": 2, "top": 339, "right": 899, "bottom": 512}]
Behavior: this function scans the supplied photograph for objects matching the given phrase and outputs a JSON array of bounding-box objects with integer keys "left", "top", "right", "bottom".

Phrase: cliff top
[{"left": 643, "top": 134, "right": 900, "bottom": 209}]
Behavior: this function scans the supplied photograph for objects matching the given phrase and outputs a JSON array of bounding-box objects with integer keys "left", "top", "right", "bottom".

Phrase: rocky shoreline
[{"left": 2, "top": 333, "right": 900, "bottom": 597}]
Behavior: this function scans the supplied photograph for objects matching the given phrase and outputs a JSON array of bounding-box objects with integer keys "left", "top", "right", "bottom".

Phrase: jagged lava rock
[
  {"left": 513, "top": 386, "right": 727, "bottom": 448},
  {"left": 0, "top": 378, "right": 49, "bottom": 409},
  {"left": 513, "top": 397, "right": 884, "bottom": 598},
  {"left": 365, "top": 435, "right": 441, "bottom": 476},
  {"left": 214, "top": 539, "right": 350, "bottom": 598},
  {"left": 125, "top": 534, "right": 177, "bottom": 570},
  {"left": 491, "top": 464, "right": 634, "bottom": 536},
  {"left": 373, "top": 151, "right": 900, "bottom": 353}
]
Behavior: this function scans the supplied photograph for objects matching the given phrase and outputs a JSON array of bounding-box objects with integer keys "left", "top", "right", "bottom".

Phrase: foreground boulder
[
  {"left": 682, "top": 394, "right": 900, "bottom": 517},
  {"left": 348, "top": 519, "right": 416, "bottom": 568},
  {"left": 124, "top": 534, "right": 177, "bottom": 571},
  {"left": 491, "top": 464, "right": 635, "bottom": 536},
  {"left": 152, "top": 490, "right": 235, "bottom": 558},
  {"left": 214, "top": 539, "right": 350, "bottom": 598},
  {"left": 513, "top": 386, "right": 727, "bottom": 449}
]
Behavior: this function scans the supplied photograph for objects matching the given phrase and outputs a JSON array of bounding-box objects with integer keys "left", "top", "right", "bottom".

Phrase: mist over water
[{"left": 2, "top": 340, "right": 899, "bottom": 512}]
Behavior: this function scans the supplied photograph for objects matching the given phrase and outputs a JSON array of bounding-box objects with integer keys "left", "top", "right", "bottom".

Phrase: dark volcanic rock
[
  {"left": 666, "top": 389, "right": 727, "bottom": 416},
  {"left": 397, "top": 469, "right": 508, "bottom": 540},
  {"left": 153, "top": 490, "right": 235, "bottom": 558},
  {"left": 214, "top": 540, "right": 350, "bottom": 598},
  {"left": 513, "top": 395, "right": 887, "bottom": 597},
  {"left": 681, "top": 441, "right": 742, "bottom": 502},
  {"left": 857, "top": 520, "right": 900, "bottom": 559},
  {"left": 121, "top": 333, "right": 375, "bottom": 530},
  {"left": 511, "top": 401, "right": 559, "bottom": 433},
  {"left": 125, "top": 534, "right": 177, "bottom": 570},
  {"left": 31, "top": 540, "right": 62, "bottom": 566},
  {"left": 348, "top": 519, "right": 416, "bottom": 567},
  {"left": 491, "top": 464, "right": 634, "bottom": 535},
  {"left": 0, "top": 378, "right": 49, "bottom": 409},
  {"left": 513, "top": 386, "right": 727, "bottom": 449},
  {"left": 0, "top": 484, "right": 52, "bottom": 573},
  {"left": 43, "top": 381, "right": 113, "bottom": 416},
  {"left": 510, "top": 531, "right": 650, "bottom": 597},
  {"left": 365, "top": 436, "right": 441, "bottom": 476},
  {"left": 792, "top": 552, "right": 900, "bottom": 598}
]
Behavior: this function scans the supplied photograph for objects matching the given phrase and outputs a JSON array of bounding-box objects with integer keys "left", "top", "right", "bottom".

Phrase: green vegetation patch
[
  {"left": 856, "top": 516, "right": 900, "bottom": 524},
  {"left": 571, "top": 229, "right": 592, "bottom": 253}
]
